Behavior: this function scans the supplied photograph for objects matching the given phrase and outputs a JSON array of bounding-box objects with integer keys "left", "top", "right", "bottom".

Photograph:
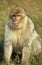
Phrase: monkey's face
[
  {"left": 9, "top": 8, "right": 27, "bottom": 29},
  {"left": 12, "top": 14, "right": 21, "bottom": 24},
  {"left": 10, "top": 13, "right": 26, "bottom": 29}
]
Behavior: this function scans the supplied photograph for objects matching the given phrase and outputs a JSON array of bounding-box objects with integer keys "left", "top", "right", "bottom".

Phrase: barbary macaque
[{"left": 4, "top": 7, "right": 41, "bottom": 65}]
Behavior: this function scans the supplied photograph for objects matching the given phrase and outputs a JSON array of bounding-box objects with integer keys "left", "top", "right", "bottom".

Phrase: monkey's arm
[
  {"left": 21, "top": 46, "right": 31, "bottom": 65},
  {"left": 4, "top": 24, "right": 10, "bottom": 43},
  {"left": 4, "top": 24, "right": 13, "bottom": 64}
]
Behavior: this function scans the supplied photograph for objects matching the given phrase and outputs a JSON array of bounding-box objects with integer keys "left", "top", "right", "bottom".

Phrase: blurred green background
[{"left": 0, "top": 0, "right": 42, "bottom": 65}]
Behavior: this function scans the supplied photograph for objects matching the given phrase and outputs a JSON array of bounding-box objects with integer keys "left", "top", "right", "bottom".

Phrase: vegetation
[{"left": 0, "top": 0, "right": 42, "bottom": 65}]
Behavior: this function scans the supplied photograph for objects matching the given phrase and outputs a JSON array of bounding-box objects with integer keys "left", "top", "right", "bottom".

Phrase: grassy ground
[{"left": 0, "top": 0, "right": 42, "bottom": 65}]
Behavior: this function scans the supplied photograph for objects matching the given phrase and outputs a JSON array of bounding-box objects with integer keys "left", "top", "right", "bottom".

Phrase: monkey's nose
[{"left": 14, "top": 17, "right": 20, "bottom": 23}]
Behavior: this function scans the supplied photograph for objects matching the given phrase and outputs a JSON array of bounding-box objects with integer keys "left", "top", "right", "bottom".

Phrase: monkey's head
[{"left": 9, "top": 7, "right": 27, "bottom": 29}]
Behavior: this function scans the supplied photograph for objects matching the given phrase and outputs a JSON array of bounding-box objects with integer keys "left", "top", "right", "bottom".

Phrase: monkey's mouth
[
  {"left": 13, "top": 21, "right": 18, "bottom": 24},
  {"left": 13, "top": 22, "right": 23, "bottom": 29},
  {"left": 13, "top": 22, "right": 19, "bottom": 26}
]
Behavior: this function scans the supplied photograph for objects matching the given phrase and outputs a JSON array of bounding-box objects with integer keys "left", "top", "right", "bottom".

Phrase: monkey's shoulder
[{"left": 27, "top": 17, "right": 34, "bottom": 29}]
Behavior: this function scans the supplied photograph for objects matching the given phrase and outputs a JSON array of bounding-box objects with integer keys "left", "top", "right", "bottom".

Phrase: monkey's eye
[
  {"left": 17, "top": 15, "right": 21, "bottom": 17},
  {"left": 12, "top": 15, "right": 21, "bottom": 17},
  {"left": 12, "top": 15, "right": 16, "bottom": 17}
]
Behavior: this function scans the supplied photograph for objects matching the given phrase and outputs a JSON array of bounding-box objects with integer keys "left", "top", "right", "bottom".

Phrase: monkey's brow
[{"left": 12, "top": 14, "right": 21, "bottom": 17}]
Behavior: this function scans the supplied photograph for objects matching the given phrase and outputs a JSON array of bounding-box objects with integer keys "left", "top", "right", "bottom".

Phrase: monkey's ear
[
  {"left": 27, "top": 14, "right": 30, "bottom": 17},
  {"left": 9, "top": 9, "right": 13, "bottom": 18},
  {"left": 9, "top": 12, "right": 13, "bottom": 19}
]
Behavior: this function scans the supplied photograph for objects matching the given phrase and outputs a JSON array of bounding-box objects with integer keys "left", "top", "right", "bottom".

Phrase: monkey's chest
[{"left": 10, "top": 31, "right": 23, "bottom": 48}]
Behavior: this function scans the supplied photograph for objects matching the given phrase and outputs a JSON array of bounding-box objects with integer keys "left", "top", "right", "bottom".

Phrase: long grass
[{"left": 0, "top": 0, "right": 42, "bottom": 65}]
